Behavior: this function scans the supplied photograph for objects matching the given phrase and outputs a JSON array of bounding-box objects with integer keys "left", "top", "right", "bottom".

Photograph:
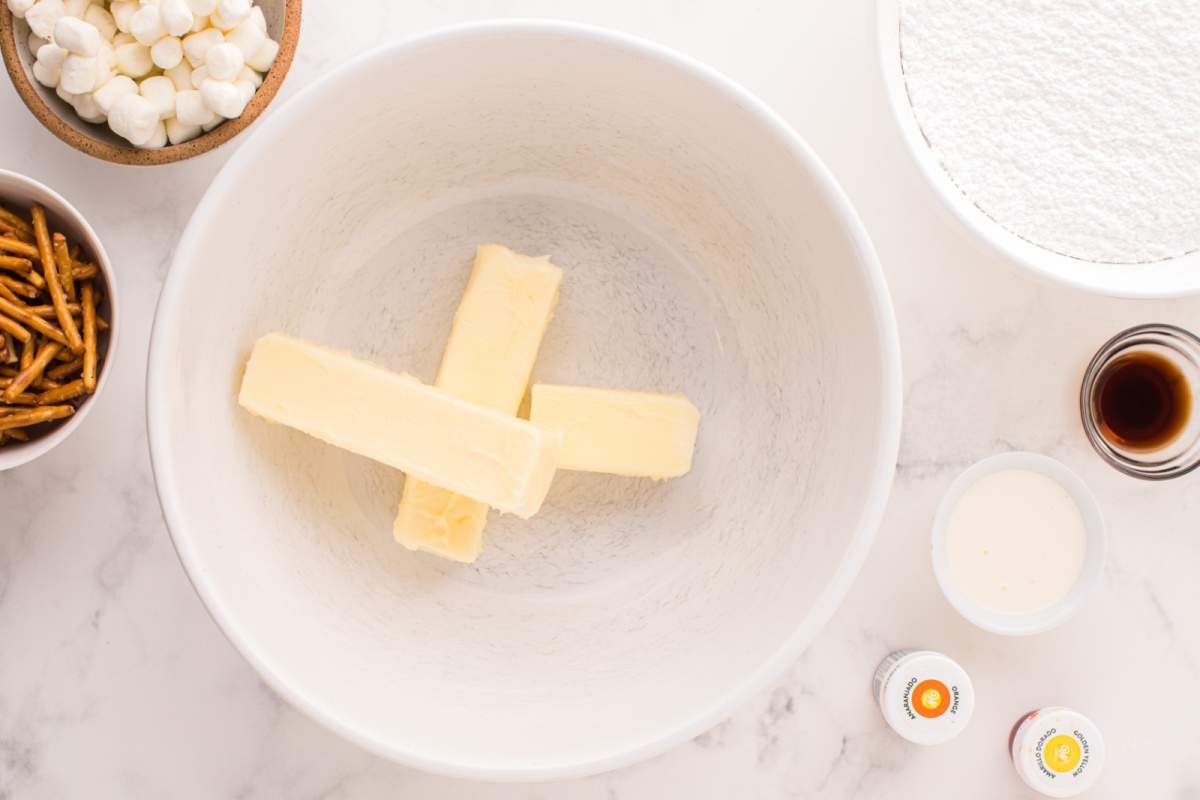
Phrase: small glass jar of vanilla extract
[{"left": 1081, "top": 324, "right": 1200, "bottom": 480}]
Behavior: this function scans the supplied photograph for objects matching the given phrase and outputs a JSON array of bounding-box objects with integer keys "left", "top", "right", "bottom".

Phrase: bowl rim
[
  {"left": 146, "top": 19, "right": 904, "bottom": 781},
  {"left": 0, "top": 1, "right": 302, "bottom": 166},
  {"left": 930, "top": 451, "right": 1107, "bottom": 637},
  {"left": 0, "top": 168, "right": 121, "bottom": 472},
  {"left": 875, "top": 0, "right": 1200, "bottom": 299}
]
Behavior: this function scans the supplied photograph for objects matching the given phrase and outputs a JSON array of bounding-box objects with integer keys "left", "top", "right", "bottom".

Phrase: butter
[
  {"left": 238, "top": 333, "right": 560, "bottom": 517},
  {"left": 529, "top": 384, "right": 699, "bottom": 478},
  {"left": 393, "top": 245, "right": 562, "bottom": 561}
]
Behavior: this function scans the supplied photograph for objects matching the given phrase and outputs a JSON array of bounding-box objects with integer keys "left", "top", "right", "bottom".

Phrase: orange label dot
[{"left": 912, "top": 679, "right": 951, "bottom": 718}]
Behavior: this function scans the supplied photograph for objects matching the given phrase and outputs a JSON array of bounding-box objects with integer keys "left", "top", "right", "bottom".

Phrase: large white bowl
[
  {"left": 147, "top": 21, "right": 902, "bottom": 780},
  {"left": 877, "top": 0, "right": 1200, "bottom": 298}
]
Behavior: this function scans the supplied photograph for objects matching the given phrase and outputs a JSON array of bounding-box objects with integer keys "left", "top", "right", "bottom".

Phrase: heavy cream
[{"left": 945, "top": 469, "right": 1086, "bottom": 615}]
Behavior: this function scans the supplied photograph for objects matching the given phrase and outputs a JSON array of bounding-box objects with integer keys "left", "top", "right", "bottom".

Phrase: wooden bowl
[{"left": 0, "top": 1, "right": 301, "bottom": 166}]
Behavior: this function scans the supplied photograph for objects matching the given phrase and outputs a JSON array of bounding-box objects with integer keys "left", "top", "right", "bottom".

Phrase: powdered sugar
[{"left": 900, "top": 0, "right": 1200, "bottom": 264}]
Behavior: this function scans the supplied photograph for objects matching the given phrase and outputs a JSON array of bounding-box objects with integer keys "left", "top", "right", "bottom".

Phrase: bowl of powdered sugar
[{"left": 879, "top": 0, "right": 1200, "bottom": 298}]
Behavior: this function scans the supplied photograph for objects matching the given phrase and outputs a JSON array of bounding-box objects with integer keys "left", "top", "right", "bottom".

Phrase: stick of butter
[
  {"left": 529, "top": 384, "right": 700, "bottom": 479},
  {"left": 393, "top": 245, "right": 563, "bottom": 562},
  {"left": 238, "top": 332, "right": 560, "bottom": 518}
]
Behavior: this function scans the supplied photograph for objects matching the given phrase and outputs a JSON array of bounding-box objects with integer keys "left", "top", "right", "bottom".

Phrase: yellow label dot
[{"left": 1044, "top": 734, "right": 1082, "bottom": 773}]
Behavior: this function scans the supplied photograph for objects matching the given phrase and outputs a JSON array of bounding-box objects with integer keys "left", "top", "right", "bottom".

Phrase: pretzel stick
[
  {"left": 38, "top": 379, "right": 84, "bottom": 405},
  {"left": 3, "top": 340, "right": 62, "bottom": 400},
  {"left": 1, "top": 392, "right": 39, "bottom": 405},
  {"left": 0, "top": 312, "right": 31, "bottom": 344},
  {"left": 47, "top": 357, "right": 83, "bottom": 381},
  {"left": 0, "top": 283, "right": 20, "bottom": 305},
  {"left": 19, "top": 337, "right": 33, "bottom": 371},
  {"left": 81, "top": 282, "right": 97, "bottom": 393},
  {"left": 0, "top": 254, "right": 34, "bottom": 274},
  {"left": 0, "top": 221, "right": 33, "bottom": 244},
  {"left": 0, "top": 296, "right": 69, "bottom": 347},
  {"left": 52, "top": 233, "right": 75, "bottom": 302},
  {"left": 0, "top": 207, "right": 34, "bottom": 241},
  {"left": 0, "top": 237, "right": 38, "bottom": 258},
  {"left": 5, "top": 427, "right": 29, "bottom": 441},
  {"left": 30, "top": 206, "right": 82, "bottom": 354},
  {"left": 0, "top": 275, "right": 40, "bottom": 300},
  {"left": 0, "top": 377, "right": 58, "bottom": 389},
  {"left": 0, "top": 405, "right": 73, "bottom": 431},
  {"left": 71, "top": 262, "right": 97, "bottom": 280},
  {"left": 24, "top": 303, "right": 84, "bottom": 318}
]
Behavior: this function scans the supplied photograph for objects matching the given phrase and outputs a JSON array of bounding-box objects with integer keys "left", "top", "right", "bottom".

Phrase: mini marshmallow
[
  {"left": 108, "top": 92, "right": 159, "bottom": 145},
  {"left": 245, "top": 37, "right": 277, "bottom": 72},
  {"left": 150, "top": 35, "right": 183, "bottom": 69},
  {"left": 27, "top": 32, "right": 50, "bottom": 55},
  {"left": 189, "top": 64, "right": 208, "bottom": 88},
  {"left": 72, "top": 90, "right": 105, "bottom": 123},
  {"left": 248, "top": 5, "right": 265, "bottom": 32},
  {"left": 130, "top": 5, "right": 166, "bottom": 46},
  {"left": 7, "top": 0, "right": 37, "bottom": 19},
  {"left": 204, "top": 41, "right": 242, "bottom": 80},
  {"left": 25, "top": 0, "right": 66, "bottom": 40},
  {"left": 185, "top": 0, "right": 216, "bottom": 15},
  {"left": 60, "top": 54, "right": 98, "bottom": 94},
  {"left": 224, "top": 17, "right": 264, "bottom": 60},
  {"left": 236, "top": 64, "right": 260, "bottom": 88},
  {"left": 114, "top": 42, "right": 153, "bottom": 77},
  {"left": 202, "top": 116, "right": 222, "bottom": 132},
  {"left": 140, "top": 74, "right": 176, "bottom": 120},
  {"left": 110, "top": 0, "right": 137, "bottom": 34},
  {"left": 83, "top": 5, "right": 117, "bottom": 41},
  {"left": 233, "top": 77, "right": 253, "bottom": 107},
  {"left": 35, "top": 42, "right": 68, "bottom": 69},
  {"left": 209, "top": 0, "right": 249, "bottom": 30},
  {"left": 182, "top": 26, "right": 222, "bottom": 67},
  {"left": 165, "top": 116, "right": 201, "bottom": 144},
  {"left": 199, "top": 77, "right": 244, "bottom": 118},
  {"left": 190, "top": 14, "right": 208, "bottom": 33},
  {"left": 138, "top": 120, "right": 168, "bottom": 149},
  {"left": 62, "top": 0, "right": 89, "bottom": 17},
  {"left": 164, "top": 60, "right": 192, "bottom": 90},
  {"left": 174, "top": 88, "right": 216, "bottom": 126},
  {"left": 54, "top": 16, "right": 102, "bottom": 56},
  {"left": 55, "top": 84, "right": 75, "bottom": 104},
  {"left": 160, "top": 0, "right": 193, "bottom": 37},
  {"left": 91, "top": 48, "right": 114, "bottom": 87},
  {"left": 112, "top": 31, "right": 136, "bottom": 47},
  {"left": 93, "top": 74, "right": 137, "bottom": 113},
  {"left": 32, "top": 59, "right": 60, "bottom": 88}
]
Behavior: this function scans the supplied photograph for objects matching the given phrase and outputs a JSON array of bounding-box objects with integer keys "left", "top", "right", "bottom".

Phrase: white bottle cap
[
  {"left": 1010, "top": 707, "right": 1106, "bottom": 797},
  {"left": 874, "top": 650, "right": 975, "bottom": 745}
]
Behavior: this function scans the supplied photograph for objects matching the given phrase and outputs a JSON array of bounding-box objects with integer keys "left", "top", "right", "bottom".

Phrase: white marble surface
[{"left": 1, "top": 1, "right": 1198, "bottom": 797}]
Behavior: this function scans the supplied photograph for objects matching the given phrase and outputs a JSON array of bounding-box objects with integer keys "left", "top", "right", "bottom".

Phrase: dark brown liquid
[{"left": 1096, "top": 352, "right": 1192, "bottom": 451}]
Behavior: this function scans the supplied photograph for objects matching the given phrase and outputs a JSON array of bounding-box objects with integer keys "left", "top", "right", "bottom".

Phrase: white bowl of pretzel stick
[{"left": 0, "top": 169, "right": 119, "bottom": 471}]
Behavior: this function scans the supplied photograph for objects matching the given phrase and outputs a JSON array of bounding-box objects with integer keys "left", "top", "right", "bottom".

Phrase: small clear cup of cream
[{"left": 931, "top": 452, "right": 1106, "bottom": 635}]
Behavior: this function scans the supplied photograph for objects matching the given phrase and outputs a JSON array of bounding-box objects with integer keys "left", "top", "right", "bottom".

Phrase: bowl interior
[
  {"left": 150, "top": 25, "right": 900, "bottom": 777},
  {"left": 877, "top": 0, "right": 1200, "bottom": 298},
  {"left": 0, "top": 170, "right": 118, "bottom": 471},
  {"left": 930, "top": 452, "right": 1106, "bottom": 636},
  {"left": 3, "top": 0, "right": 294, "bottom": 164}
]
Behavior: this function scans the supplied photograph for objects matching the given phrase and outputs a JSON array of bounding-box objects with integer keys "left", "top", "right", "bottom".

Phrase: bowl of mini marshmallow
[{"left": 1, "top": 0, "right": 300, "bottom": 165}]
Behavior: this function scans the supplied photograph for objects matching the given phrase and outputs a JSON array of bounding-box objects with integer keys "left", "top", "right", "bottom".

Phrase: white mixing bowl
[{"left": 147, "top": 21, "right": 902, "bottom": 780}]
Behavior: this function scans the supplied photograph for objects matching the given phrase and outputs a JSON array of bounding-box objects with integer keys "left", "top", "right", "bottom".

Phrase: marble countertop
[{"left": 2, "top": 1, "right": 1198, "bottom": 797}]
